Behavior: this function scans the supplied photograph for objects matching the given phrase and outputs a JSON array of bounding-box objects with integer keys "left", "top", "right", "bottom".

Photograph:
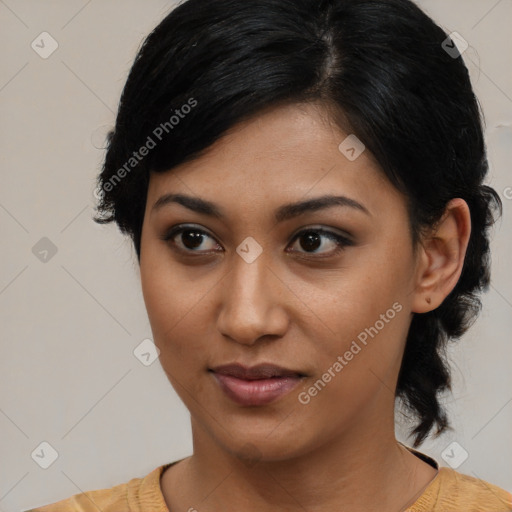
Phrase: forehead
[{"left": 145, "top": 102, "right": 401, "bottom": 218}]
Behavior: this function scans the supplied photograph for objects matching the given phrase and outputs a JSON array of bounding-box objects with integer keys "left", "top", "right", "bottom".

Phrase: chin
[{"left": 218, "top": 427, "right": 312, "bottom": 464}]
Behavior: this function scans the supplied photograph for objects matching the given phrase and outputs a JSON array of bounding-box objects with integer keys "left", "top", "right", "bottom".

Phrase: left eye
[
  {"left": 288, "top": 228, "right": 352, "bottom": 256},
  {"left": 161, "top": 225, "right": 352, "bottom": 256}
]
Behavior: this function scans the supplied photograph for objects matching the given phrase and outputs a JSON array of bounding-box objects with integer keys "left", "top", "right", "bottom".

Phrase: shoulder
[
  {"left": 409, "top": 467, "right": 512, "bottom": 512},
  {"left": 24, "top": 465, "right": 169, "bottom": 512}
]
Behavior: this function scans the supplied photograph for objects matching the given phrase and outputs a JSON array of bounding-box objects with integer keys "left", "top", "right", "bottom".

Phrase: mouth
[{"left": 209, "top": 363, "right": 307, "bottom": 406}]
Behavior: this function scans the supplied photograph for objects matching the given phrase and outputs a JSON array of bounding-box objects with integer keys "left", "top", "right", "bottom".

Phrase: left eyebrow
[
  {"left": 274, "top": 194, "right": 371, "bottom": 221},
  {"left": 151, "top": 193, "right": 371, "bottom": 221}
]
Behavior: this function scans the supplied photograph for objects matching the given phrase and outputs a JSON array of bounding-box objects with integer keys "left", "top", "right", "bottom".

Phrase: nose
[{"left": 216, "top": 250, "right": 290, "bottom": 346}]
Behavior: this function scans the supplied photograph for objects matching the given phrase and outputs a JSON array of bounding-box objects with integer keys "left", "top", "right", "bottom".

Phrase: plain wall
[{"left": 0, "top": 1, "right": 511, "bottom": 510}]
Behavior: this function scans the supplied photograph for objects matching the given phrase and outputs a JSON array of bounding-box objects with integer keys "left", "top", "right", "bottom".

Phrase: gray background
[{"left": 0, "top": 1, "right": 511, "bottom": 510}]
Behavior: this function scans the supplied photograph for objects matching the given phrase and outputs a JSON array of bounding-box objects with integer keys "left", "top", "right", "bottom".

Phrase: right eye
[{"left": 160, "top": 225, "right": 222, "bottom": 254}]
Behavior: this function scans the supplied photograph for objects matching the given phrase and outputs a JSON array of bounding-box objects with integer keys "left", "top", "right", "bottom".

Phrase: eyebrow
[{"left": 151, "top": 192, "right": 371, "bottom": 222}]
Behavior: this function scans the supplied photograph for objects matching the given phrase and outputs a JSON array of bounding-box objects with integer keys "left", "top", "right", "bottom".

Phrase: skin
[{"left": 139, "top": 102, "right": 471, "bottom": 512}]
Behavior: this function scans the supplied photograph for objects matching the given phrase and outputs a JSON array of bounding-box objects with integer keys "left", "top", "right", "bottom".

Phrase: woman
[{"left": 29, "top": 0, "right": 511, "bottom": 510}]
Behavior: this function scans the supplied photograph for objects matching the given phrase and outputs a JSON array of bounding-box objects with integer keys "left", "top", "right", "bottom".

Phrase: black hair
[{"left": 93, "top": 0, "right": 502, "bottom": 447}]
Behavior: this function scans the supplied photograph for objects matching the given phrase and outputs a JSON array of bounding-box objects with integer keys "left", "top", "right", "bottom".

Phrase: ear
[{"left": 411, "top": 198, "right": 472, "bottom": 313}]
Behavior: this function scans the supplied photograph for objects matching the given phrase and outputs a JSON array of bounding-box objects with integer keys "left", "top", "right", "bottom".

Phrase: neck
[{"left": 162, "top": 404, "right": 436, "bottom": 512}]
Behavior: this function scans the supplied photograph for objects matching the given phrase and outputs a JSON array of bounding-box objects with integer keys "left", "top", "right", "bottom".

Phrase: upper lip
[{"left": 210, "top": 363, "right": 305, "bottom": 380}]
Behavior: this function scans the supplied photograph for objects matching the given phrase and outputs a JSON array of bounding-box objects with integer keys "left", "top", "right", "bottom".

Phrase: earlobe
[{"left": 411, "top": 198, "right": 471, "bottom": 313}]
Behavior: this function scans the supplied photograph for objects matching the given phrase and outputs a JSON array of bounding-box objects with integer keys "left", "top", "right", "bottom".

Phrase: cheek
[
  {"left": 314, "top": 297, "right": 407, "bottom": 384},
  {"left": 140, "top": 255, "right": 217, "bottom": 375},
  {"left": 292, "top": 243, "right": 412, "bottom": 385},
  {"left": 140, "top": 236, "right": 191, "bottom": 327},
  {"left": 140, "top": 252, "right": 185, "bottom": 352},
  {"left": 295, "top": 300, "right": 408, "bottom": 429}
]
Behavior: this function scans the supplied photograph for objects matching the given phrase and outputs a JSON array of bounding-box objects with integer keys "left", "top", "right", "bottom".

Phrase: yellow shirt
[{"left": 26, "top": 446, "right": 512, "bottom": 512}]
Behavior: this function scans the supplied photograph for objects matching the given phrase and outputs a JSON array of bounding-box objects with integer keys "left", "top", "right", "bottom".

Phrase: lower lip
[{"left": 211, "top": 372, "right": 303, "bottom": 406}]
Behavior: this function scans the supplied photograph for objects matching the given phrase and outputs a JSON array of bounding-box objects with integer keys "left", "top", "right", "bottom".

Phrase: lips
[
  {"left": 209, "top": 363, "right": 306, "bottom": 406},
  {"left": 210, "top": 363, "right": 305, "bottom": 380}
]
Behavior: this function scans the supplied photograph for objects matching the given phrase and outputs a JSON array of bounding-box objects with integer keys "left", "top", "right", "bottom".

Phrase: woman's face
[{"left": 140, "top": 103, "right": 422, "bottom": 461}]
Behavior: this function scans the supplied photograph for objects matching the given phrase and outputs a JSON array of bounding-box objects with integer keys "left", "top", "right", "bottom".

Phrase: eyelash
[{"left": 160, "top": 224, "right": 353, "bottom": 258}]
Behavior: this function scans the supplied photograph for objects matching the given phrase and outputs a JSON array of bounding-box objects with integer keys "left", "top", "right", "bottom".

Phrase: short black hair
[{"left": 93, "top": 0, "right": 502, "bottom": 447}]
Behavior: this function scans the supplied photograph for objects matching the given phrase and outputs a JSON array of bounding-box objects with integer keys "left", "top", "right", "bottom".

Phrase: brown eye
[
  {"left": 161, "top": 225, "right": 220, "bottom": 253},
  {"left": 287, "top": 228, "right": 353, "bottom": 257},
  {"left": 180, "top": 230, "right": 208, "bottom": 250},
  {"left": 160, "top": 224, "right": 352, "bottom": 258}
]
